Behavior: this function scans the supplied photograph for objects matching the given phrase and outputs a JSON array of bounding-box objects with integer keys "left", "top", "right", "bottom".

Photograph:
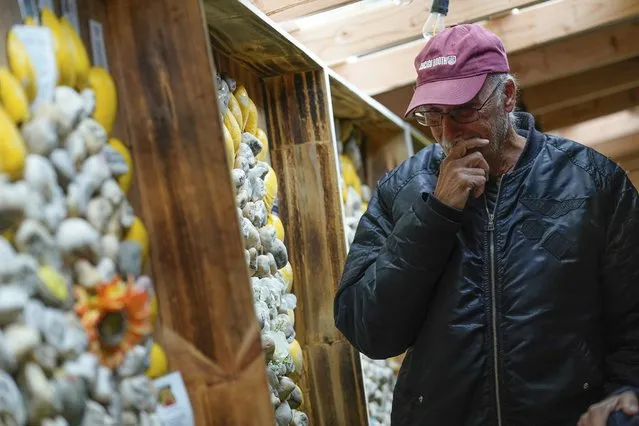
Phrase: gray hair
[{"left": 485, "top": 72, "right": 520, "bottom": 125}]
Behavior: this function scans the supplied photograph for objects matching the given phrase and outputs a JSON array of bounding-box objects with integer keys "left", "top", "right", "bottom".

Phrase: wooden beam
[
  {"left": 549, "top": 108, "right": 639, "bottom": 147},
  {"left": 509, "top": 19, "right": 639, "bottom": 88},
  {"left": 333, "top": 1, "right": 639, "bottom": 94},
  {"left": 617, "top": 152, "right": 639, "bottom": 172},
  {"left": 538, "top": 87, "right": 639, "bottom": 130},
  {"left": 521, "top": 57, "right": 639, "bottom": 115},
  {"left": 591, "top": 132, "right": 639, "bottom": 160},
  {"left": 628, "top": 169, "right": 639, "bottom": 188},
  {"left": 289, "top": 0, "right": 545, "bottom": 64},
  {"left": 251, "top": 0, "right": 358, "bottom": 22}
]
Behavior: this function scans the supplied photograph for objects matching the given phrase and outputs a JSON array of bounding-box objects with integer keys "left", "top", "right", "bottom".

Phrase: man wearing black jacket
[{"left": 333, "top": 24, "right": 639, "bottom": 426}]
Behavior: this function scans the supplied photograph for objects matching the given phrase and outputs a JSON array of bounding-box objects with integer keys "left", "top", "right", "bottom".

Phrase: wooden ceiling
[{"left": 252, "top": 0, "right": 639, "bottom": 185}]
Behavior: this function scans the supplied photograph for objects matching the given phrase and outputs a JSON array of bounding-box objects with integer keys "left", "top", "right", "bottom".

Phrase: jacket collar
[{"left": 510, "top": 111, "right": 545, "bottom": 175}]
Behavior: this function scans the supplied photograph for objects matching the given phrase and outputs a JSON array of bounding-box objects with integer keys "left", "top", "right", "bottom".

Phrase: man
[{"left": 333, "top": 23, "right": 639, "bottom": 426}]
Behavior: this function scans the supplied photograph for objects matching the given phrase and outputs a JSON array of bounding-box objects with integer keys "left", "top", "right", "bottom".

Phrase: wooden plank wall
[{"left": 264, "top": 70, "right": 369, "bottom": 426}]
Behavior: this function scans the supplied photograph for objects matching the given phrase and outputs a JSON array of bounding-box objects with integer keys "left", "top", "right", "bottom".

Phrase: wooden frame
[{"left": 328, "top": 69, "right": 414, "bottom": 188}]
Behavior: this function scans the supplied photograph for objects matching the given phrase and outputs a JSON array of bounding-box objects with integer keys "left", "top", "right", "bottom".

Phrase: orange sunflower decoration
[{"left": 74, "top": 275, "right": 153, "bottom": 369}]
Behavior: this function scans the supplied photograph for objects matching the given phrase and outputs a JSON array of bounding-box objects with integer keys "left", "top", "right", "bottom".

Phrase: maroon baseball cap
[{"left": 404, "top": 24, "right": 510, "bottom": 118}]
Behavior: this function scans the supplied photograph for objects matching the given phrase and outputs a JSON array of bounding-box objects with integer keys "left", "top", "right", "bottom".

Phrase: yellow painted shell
[
  {"left": 279, "top": 262, "right": 293, "bottom": 293},
  {"left": 0, "top": 105, "right": 27, "bottom": 180},
  {"left": 288, "top": 339, "right": 303, "bottom": 381},
  {"left": 263, "top": 165, "right": 278, "bottom": 214},
  {"left": 146, "top": 342, "right": 168, "bottom": 379},
  {"left": 267, "top": 213, "right": 284, "bottom": 242}
]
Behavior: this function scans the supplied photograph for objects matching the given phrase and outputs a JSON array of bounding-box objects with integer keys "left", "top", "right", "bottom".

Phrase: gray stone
[{"left": 118, "top": 241, "right": 142, "bottom": 277}]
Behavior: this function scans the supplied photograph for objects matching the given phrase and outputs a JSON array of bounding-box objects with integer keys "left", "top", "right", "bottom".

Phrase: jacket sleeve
[
  {"left": 601, "top": 168, "right": 639, "bottom": 395},
  {"left": 333, "top": 181, "right": 463, "bottom": 359}
]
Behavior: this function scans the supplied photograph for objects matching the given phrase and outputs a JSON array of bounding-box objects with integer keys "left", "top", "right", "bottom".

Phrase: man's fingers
[
  {"left": 458, "top": 151, "right": 490, "bottom": 174},
  {"left": 617, "top": 391, "right": 639, "bottom": 416},
  {"left": 446, "top": 138, "right": 490, "bottom": 160},
  {"left": 578, "top": 401, "right": 617, "bottom": 426},
  {"left": 596, "top": 402, "right": 618, "bottom": 426},
  {"left": 578, "top": 393, "right": 639, "bottom": 426},
  {"left": 462, "top": 173, "right": 487, "bottom": 198}
]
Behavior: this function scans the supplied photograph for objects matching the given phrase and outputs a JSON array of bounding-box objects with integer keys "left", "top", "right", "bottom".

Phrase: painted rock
[{"left": 0, "top": 370, "right": 27, "bottom": 426}]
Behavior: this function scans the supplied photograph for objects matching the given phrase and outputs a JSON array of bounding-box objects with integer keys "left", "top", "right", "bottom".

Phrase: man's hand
[
  {"left": 434, "top": 138, "right": 490, "bottom": 210},
  {"left": 577, "top": 391, "right": 639, "bottom": 426}
]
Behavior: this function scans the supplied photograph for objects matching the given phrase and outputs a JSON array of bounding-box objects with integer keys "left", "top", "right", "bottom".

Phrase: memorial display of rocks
[
  {"left": 216, "top": 73, "right": 308, "bottom": 426},
  {"left": 0, "top": 8, "right": 167, "bottom": 425}
]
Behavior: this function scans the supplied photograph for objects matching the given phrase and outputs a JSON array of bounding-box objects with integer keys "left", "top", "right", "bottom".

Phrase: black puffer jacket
[{"left": 334, "top": 112, "right": 639, "bottom": 426}]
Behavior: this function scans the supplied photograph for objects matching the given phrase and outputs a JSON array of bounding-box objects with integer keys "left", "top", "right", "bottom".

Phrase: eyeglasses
[{"left": 413, "top": 82, "right": 502, "bottom": 127}]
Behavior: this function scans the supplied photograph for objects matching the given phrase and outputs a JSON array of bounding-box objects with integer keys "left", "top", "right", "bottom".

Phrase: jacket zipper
[{"left": 485, "top": 181, "right": 503, "bottom": 426}]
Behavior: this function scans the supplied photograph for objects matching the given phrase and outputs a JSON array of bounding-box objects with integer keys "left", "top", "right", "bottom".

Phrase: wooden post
[{"left": 95, "top": 0, "right": 274, "bottom": 424}]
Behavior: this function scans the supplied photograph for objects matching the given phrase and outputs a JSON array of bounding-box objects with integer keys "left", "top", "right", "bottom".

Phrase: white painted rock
[
  {"left": 40, "top": 308, "right": 68, "bottom": 351},
  {"left": 107, "top": 390, "right": 123, "bottom": 425},
  {"left": 119, "top": 375, "right": 157, "bottom": 413},
  {"left": 86, "top": 196, "right": 114, "bottom": 233},
  {"left": 80, "top": 154, "right": 111, "bottom": 190},
  {"left": 50, "top": 148, "right": 76, "bottom": 183},
  {"left": 0, "top": 180, "right": 29, "bottom": 234},
  {"left": 121, "top": 411, "right": 138, "bottom": 426},
  {"left": 21, "top": 299, "right": 45, "bottom": 330},
  {"left": 33, "top": 344, "right": 59, "bottom": 375},
  {"left": 52, "top": 373, "right": 90, "bottom": 425},
  {"left": 43, "top": 197, "right": 68, "bottom": 232},
  {"left": 0, "top": 285, "right": 29, "bottom": 325},
  {"left": 54, "top": 86, "right": 85, "bottom": 135},
  {"left": 101, "top": 235, "right": 120, "bottom": 262},
  {"left": 96, "top": 257, "right": 117, "bottom": 282},
  {"left": 92, "top": 366, "right": 113, "bottom": 404},
  {"left": 59, "top": 322, "right": 89, "bottom": 360},
  {"left": 14, "top": 219, "right": 60, "bottom": 266},
  {"left": 0, "top": 329, "right": 17, "bottom": 372},
  {"left": 42, "top": 416, "right": 70, "bottom": 426},
  {"left": 117, "top": 241, "right": 142, "bottom": 277},
  {"left": 22, "top": 362, "right": 56, "bottom": 423},
  {"left": 65, "top": 130, "right": 87, "bottom": 170},
  {"left": 118, "top": 345, "right": 148, "bottom": 378},
  {"left": 74, "top": 260, "right": 103, "bottom": 289},
  {"left": 24, "top": 154, "right": 58, "bottom": 201},
  {"left": 77, "top": 118, "right": 107, "bottom": 155},
  {"left": 119, "top": 201, "right": 135, "bottom": 229},
  {"left": 4, "top": 323, "right": 41, "bottom": 362},
  {"left": 0, "top": 371, "right": 27, "bottom": 426},
  {"left": 80, "top": 89, "right": 96, "bottom": 118},
  {"left": 101, "top": 145, "right": 129, "bottom": 177},
  {"left": 21, "top": 115, "right": 58, "bottom": 156},
  {"left": 81, "top": 400, "right": 110, "bottom": 426},
  {"left": 101, "top": 179, "right": 124, "bottom": 206},
  {"left": 55, "top": 218, "right": 101, "bottom": 260},
  {"left": 64, "top": 352, "right": 99, "bottom": 385},
  {"left": 0, "top": 237, "right": 18, "bottom": 281}
]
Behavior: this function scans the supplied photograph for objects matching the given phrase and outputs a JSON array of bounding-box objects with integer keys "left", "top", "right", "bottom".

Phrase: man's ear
[{"left": 503, "top": 78, "right": 518, "bottom": 113}]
